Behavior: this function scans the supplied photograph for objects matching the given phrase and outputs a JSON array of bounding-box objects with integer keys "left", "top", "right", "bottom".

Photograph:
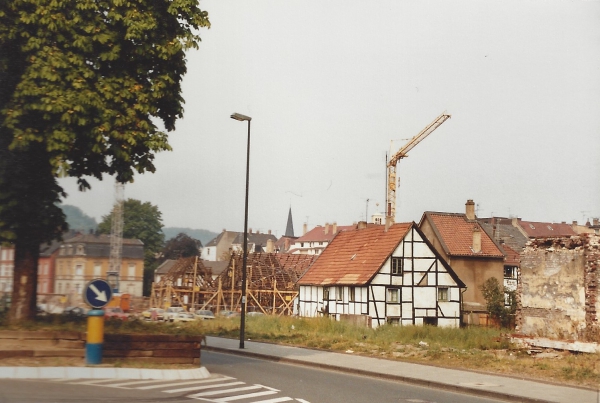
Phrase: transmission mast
[
  {"left": 108, "top": 181, "right": 124, "bottom": 293},
  {"left": 386, "top": 112, "right": 451, "bottom": 224}
]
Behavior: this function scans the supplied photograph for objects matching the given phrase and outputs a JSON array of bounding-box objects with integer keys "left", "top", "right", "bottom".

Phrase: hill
[
  {"left": 162, "top": 227, "right": 219, "bottom": 246},
  {"left": 60, "top": 204, "right": 98, "bottom": 232}
]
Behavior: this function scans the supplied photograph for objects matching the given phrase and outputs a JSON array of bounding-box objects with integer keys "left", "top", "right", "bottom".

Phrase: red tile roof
[
  {"left": 423, "top": 212, "right": 504, "bottom": 258},
  {"left": 299, "top": 223, "right": 412, "bottom": 286},
  {"left": 517, "top": 220, "right": 577, "bottom": 238},
  {"left": 294, "top": 225, "right": 356, "bottom": 243},
  {"left": 500, "top": 244, "right": 520, "bottom": 266}
]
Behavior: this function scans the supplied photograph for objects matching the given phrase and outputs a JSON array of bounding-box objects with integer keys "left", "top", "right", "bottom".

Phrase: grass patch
[{"left": 1, "top": 312, "right": 599, "bottom": 388}]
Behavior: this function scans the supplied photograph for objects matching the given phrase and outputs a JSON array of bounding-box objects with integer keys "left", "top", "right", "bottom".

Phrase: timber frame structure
[{"left": 150, "top": 253, "right": 317, "bottom": 315}]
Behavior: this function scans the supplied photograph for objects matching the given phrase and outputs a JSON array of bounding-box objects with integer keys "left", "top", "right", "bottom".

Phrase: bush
[{"left": 480, "top": 277, "right": 516, "bottom": 328}]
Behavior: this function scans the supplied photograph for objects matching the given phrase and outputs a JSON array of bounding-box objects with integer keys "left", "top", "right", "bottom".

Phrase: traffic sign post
[{"left": 83, "top": 279, "right": 113, "bottom": 365}]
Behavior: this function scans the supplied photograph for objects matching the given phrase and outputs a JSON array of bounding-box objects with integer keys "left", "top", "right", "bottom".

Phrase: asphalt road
[{"left": 202, "top": 350, "right": 508, "bottom": 403}]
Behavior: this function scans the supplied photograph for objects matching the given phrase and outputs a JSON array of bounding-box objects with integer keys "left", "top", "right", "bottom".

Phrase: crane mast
[
  {"left": 108, "top": 181, "right": 124, "bottom": 293},
  {"left": 386, "top": 112, "right": 451, "bottom": 223}
]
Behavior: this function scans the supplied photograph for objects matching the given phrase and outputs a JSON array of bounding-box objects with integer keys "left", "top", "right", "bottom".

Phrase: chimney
[
  {"left": 332, "top": 222, "right": 337, "bottom": 234},
  {"left": 266, "top": 239, "right": 274, "bottom": 253},
  {"left": 324, "top": 222, "right": 330, "bottom": 235},
  {"left": 284, "top": 238, "right": 290, "bottom": 251},
  {"left": 472, "top": 226, "right": 481, "bottom": 253},
  {"left": 303, "top": 223, "right": 307, "bottom": 235},
  {"left": 256, "top": 230, "right": 260, "bottom": 234},
  {"left": 357, "top": 221, "right": 367, "bottom": 230},
  {"left": 249, "top": 228, "right": 253, "bottom": 234},
  {"left": 222, "top": 228, "right": 226, "bottom": 232},
  {"left": 511, "top": 217, "right": 518, "bottom": 227},
  {"left": 465, "top": 199, "right": 475, "bottom": 221},
  {"left": 572, "top": 221, "right": 577, "bottom": 226},
  {"left": 268, "top": 229, "right": 271, "bottom": 235},
  {"left": 594, "top": 218, "right": 599, "bottom": 226},
  {"left": 384, "top": 216, "right": 392, "bottom": 232}
]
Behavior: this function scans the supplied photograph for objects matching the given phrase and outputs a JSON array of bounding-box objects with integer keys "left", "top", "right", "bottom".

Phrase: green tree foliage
[
  {"left": 479, "top": 277, "right": 516, "bottom": 328},
  {"left": 161, "top": 232, "right": 202, "bottom": 261},
  {"left": 0, "top": 0, "right": 209, "bottom": 321},
  {"left": 98, "top": 199, "right": 164, "bottom": 263}
]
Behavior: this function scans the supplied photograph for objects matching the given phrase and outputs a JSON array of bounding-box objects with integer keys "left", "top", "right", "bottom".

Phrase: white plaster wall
[{"left": 414, "top": 287, "right": 436, "bottom": 307}]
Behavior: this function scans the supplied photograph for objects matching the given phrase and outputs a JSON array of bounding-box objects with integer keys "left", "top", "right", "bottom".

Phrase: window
[
  {"left": 387, "top": 317, "right": 400, "bottom": 326},
  {"left": 438, "top": 287, "right": 449, "bottom": 302},
  {"left": 391, "top": 257, "right": 402, "bottom": 275},
  {"left": 128, "top": 263, "right": 136, "bottom": 279},
  {"left": 66, "top": 246, "right": 73, "bottom": 255},
  {"left": 323, "top": 287, "right": 330, "bottom": 300},
  {"left": 59, "top": 246, "right": 65, "bottom": 256},
  {"left": 75, "top": 264, "right": 83, "bottom": 276},
  {"left": 94, "top": 263, "right": 101, "bottom": 277},
  {"left": 336, "top": 286, "right": 343, "bottom": 301},
  {"left": 387, "top": 288, "right": 399, "bottom": 303},
  {"left": 349, "top": 287, "right": 355, "bottom": 302},
  {"left": 76, "top": 244, "right": 85, "bottom": 255}
]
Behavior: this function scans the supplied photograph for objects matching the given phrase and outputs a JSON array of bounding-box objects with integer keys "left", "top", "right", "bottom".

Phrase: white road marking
[
  {"left": 165, "top": 381, "right": 245, "bottom": 393},
  {"left": 212, "top": 390, "right": 279, "bottom": 402},
  {"left": 138, "top": 377, "right": 233, "bottom": 390},
  {"left": 187, "top": 384, "right": 263, "bottom": 397},
  {"left": 252, "top": 397, "right": 294, "bottom": 403}
]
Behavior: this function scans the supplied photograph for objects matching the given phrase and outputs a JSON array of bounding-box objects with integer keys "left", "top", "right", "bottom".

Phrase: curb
[
  {"left": 0, "top": 366, "right": 211, "bottom": 380},
  {"left": 204, "top": 345, "right": 552, "bottom": 403}
]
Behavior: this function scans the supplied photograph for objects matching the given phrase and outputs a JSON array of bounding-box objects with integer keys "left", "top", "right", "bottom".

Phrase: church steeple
[{"left": 285, "top": 207, "right": 295, "bottom": 237}]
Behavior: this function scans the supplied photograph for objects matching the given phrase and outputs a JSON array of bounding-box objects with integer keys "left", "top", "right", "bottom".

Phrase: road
[
  {"left": 202, "top": 350, "right": 507, "bottom": 403},
  {"left": 0, "top": 352, "right": 508, "bottom": 403}
]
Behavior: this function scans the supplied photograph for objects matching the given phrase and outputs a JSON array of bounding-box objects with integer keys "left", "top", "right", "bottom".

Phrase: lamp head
[{"left": 231, "top": 113, "right": 252, "bottom": 122}]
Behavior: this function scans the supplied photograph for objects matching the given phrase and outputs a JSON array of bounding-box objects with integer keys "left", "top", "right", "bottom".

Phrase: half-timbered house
[{"left": 297, "top": 222, "right": 465, "bottom": 328}]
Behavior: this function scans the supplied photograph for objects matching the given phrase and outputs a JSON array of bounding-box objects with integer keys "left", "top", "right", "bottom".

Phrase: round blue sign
[{"left": 83, "top": 279, "right": 114, "bottom": 309}]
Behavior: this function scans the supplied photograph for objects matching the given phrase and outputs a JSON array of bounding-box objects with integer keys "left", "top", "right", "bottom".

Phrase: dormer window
[
  {"left": 59, "top": 246, "right": 65, "bottom": 256},
  {"left": 76, "top": 244, "right": 85, "bottom": 255}
]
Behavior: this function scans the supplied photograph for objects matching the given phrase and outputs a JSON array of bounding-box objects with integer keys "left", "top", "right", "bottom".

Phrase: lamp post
[{"left": 230, "top": 112, "right": 251, "bottom": 349}]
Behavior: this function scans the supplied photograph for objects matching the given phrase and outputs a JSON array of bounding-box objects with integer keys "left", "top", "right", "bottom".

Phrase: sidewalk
[{"left": 204, "top": 336, "right": 600, "bottom": 403}]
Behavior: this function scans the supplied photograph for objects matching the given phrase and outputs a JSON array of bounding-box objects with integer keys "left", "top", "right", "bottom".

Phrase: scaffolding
[{"left": 149, "top": 253, "right": 317, "bottom": 315}]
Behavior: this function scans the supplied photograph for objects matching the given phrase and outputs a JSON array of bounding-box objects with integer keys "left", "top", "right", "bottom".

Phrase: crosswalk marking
[
  {"left": 188, "top": 384, "right": 263, "bottom": 398},
  {"left": 210, "top": 390, "right": 279, "bottom": 402},
  {"left": 138, "top": 377, "right": 232, "bottom": 390},
  {"left": 164, "top": 381, "right": 244, "bottom": 394},
  {"left": 45, "top": 375, "right": 310, "bottom": 403},
  {"left": 252, "top": 397, "right": 294, "bottom": 403}
]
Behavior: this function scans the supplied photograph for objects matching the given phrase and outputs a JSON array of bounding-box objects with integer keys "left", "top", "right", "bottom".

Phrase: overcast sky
[{"left": 59, "top": 0, "right": 600, "bottom": 238}]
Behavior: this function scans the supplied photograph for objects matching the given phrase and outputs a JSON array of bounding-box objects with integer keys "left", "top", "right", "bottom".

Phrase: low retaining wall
[{"left": 0, "top": 331, "right": 202, "bottom": 365}]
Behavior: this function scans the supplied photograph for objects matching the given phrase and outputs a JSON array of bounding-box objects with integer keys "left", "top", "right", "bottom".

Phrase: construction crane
[
  {"left": 386, "top": 112, "right": 451, "bottom": 224},
  {"left": 108, "top": 181, "right": 124, "bottom": 293}
]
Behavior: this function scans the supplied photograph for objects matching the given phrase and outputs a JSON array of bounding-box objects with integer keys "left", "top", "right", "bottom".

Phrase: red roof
[
  {"left": 294, "top": 225, "right": 355, "bottom": 243},
  {"left": 517, "top": 220, "right": 577, "bottom": 238},
  {"left": 299, "top": 223, "right": 412, "bottom": 286},
  {"left": 423, "top": 212, "right": 504, "bottom": 258},
  {"left": 501, "top": 244, "right": 520, "bottom": 266}
]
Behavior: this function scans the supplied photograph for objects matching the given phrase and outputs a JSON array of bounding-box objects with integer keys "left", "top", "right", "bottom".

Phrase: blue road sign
[{"left": 83, "top": 279, "right": 113, "bottom": 309}]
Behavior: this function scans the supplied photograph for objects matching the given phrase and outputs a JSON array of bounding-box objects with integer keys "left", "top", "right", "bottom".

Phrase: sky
[{"left": 58, "top": 0, "right": 600, "bottom": 238}]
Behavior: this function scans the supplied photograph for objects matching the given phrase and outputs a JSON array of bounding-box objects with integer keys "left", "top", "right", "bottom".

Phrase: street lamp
[{"left": 230, "top": 112, "right": 251, "bottom": 349}]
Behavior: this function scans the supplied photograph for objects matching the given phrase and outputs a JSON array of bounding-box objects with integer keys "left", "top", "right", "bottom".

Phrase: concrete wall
[{"left": 517, "top": 235, "right": 599, "bottom": 341}]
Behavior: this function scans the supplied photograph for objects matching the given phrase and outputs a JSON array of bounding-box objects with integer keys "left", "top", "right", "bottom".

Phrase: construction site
[{"left": 149, "top": 253, "right": 317, "bottom": 315}]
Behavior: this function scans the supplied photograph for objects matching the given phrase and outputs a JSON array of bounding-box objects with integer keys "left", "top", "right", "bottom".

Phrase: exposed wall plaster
[{"left": 517, "top": 235, "right": 599, "bottom": 341}]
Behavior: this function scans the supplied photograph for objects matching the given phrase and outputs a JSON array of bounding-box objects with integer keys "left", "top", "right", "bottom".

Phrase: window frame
[
  {"left": 387, "top": 288, "right": 399, "bottom": 303},
  {"left": 391, "top": 257, "right": 403, "bottom": 275},
  {"left": 437, "top": 287, "right": 449, "bottom": 302}
]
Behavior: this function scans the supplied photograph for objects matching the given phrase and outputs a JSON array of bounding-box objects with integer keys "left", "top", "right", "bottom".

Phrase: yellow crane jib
[{"left": 386, "top": 112, "right": 451, "bottom": 223}]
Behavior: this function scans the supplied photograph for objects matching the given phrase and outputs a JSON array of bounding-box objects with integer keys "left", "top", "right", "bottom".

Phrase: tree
[
  {"left": 98, "top": 198, "right": 164, "bottom": 297},
  {"left": 479, "top": 277, "right": 516, "bottom": 328},
  {"left": 161, "top": 233, "right": 202, "bottom": 261},
  {"left": 0, "top": 0, "right": 209, "bottom": 321},
  {"left": 98, "top": 199, "right": 164, "bottom": 263}
]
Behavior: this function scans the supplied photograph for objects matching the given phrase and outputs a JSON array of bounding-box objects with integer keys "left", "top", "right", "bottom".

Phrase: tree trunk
[{"left": 9, "top": 240, "right": 39, "bottom": 323}]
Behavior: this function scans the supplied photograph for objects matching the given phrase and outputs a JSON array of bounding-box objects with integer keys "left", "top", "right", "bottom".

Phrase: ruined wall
[{"left": 517, "top": 235, "right": 599, "bottom": 341}]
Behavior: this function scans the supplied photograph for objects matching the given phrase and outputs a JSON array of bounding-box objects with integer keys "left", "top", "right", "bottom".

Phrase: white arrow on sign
[{"left": 89, "top": 283, "right": 108, "bottom": 302}]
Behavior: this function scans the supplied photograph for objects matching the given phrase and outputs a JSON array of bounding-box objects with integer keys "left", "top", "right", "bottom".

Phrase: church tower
[{"left": 285, "top": 207, "right": 295, "bottom": 237}]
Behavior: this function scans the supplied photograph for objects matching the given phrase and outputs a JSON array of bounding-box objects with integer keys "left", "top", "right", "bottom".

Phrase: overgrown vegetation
[
  {"left": 1, "top": 312, "right": 599, "bottom": 388},
  {"left": 480, "top": 277, "right": 516, "bottom": 328}
]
